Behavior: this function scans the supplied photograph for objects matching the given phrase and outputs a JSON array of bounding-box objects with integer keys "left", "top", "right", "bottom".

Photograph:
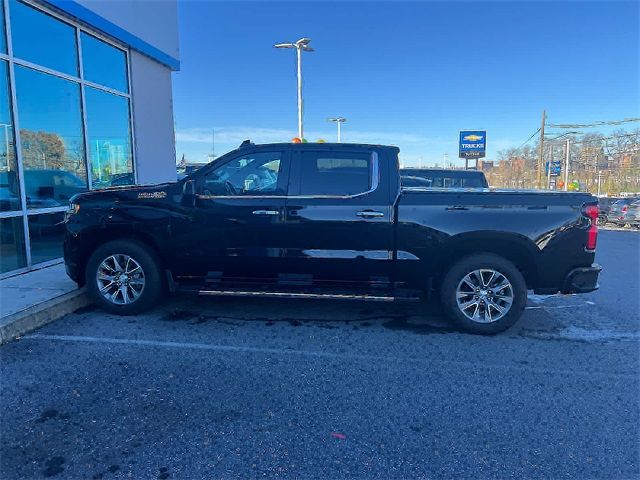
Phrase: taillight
[{"left": 583, "top": 204, "right": 598, "bottom": 251}]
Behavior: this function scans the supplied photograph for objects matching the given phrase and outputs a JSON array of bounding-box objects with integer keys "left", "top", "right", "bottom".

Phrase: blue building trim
[{"left": 39, "top": 0, "right": 180, "bottom": 71}]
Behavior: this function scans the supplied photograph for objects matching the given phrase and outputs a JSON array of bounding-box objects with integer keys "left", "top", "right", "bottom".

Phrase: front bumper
[
  {"left": 561, "top": 263, "right": 602, "bottom": 294},
  {"left": 63, "top": 232, "right": 83, "bottom": 284}
]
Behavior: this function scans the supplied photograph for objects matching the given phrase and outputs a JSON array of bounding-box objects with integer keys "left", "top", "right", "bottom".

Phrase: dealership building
[{"left": 0, "top": 0, "right": 179, "bottom": 276}]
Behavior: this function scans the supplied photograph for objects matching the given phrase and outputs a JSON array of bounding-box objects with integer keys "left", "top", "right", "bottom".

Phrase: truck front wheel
[
  {"left": 85, "top": 240, "right": 163, "bottom": 315},
  {"left": 440, "top": 253, "right": 527, "bottom": 334}
]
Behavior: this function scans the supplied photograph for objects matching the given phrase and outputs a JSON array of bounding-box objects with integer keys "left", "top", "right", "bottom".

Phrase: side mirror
[{"left": 183, "top": 179, "right": 196, "bottom": 196}]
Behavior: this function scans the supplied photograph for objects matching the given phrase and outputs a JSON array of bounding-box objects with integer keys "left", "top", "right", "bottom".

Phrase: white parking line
[
  {"left": 526, "top": 304, "right": 594, "bottom": 310},
  {"left": 25, "top": 333, "right": 636, "bottom": 379}
]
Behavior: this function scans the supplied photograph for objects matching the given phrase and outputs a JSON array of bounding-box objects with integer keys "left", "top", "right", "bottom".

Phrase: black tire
[
  {"left": 440, "top": 253, "right": 527, "bottom": 335},
  {"left": 85, "top": 239, "right": 164, "bottom": 315}
]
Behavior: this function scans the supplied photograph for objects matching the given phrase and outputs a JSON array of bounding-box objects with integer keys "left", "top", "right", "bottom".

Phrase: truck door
[
  {"left": 282, "top": 147, "right": 394, "bottom": 287},
  {"left": 173, "top": 149, "right": 290, "bottom": 283}
]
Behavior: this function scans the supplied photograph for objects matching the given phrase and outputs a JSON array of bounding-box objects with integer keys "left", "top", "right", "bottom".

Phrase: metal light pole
[
  {"left": 1, "top": 123, "right": 10, "bottom": 171},
  {"left": 328, "top": 117, "right": 346, "bottom": 142},
  {"left": 564, "top": 138, "right": 570, "bottom": 191},
  {"left": 274, "top": 38, "right": 314, "bottom": 140},
  {"left": 597, "top": 170, "right": 603, "bottom": 196},
  {"left": 547, "top": 145, "right": 552, "bottom": 189}
]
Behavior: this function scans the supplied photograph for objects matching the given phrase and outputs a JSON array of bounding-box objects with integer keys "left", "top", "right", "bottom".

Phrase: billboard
[{"left": 459, "top": 130, "right": 487, "bottom": 159}]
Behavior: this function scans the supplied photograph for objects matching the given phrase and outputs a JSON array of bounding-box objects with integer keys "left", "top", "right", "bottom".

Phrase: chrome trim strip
[
  {"left": 197, "top": 150, "right": 381, "bottom": 200},
  {"left": 197, "top": 290, "right": 398, "bottom": 302},
  {"left": 252, "top": 209, "right": 279, "bottom": 216}
]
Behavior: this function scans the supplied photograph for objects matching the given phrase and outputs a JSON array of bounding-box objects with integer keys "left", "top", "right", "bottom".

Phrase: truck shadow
[{"left": 157, "top": 295, "right": 459, "bottom": 335}]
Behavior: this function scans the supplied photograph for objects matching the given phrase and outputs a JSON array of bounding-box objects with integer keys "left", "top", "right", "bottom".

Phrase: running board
[{"left": 194, "top": 289, "right": 418, "bottom": 302}]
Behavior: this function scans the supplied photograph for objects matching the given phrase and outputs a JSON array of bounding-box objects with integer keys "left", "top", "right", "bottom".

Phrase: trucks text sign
[{"left": 459, "top": 130, "right": 487, "bottom": 159}]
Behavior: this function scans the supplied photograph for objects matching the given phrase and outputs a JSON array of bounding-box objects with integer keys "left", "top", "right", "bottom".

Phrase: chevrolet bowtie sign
[{"left": 459, "top": 130, "right": 487, "bottom": 159}]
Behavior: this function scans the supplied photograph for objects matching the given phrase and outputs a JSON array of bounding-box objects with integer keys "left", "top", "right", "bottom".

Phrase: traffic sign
[{"left": 545, "top": 161, "right": 562, "bottom": 176}]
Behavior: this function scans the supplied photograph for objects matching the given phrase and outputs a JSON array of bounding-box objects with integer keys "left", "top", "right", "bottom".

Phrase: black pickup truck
[{"left": 64, "top": 141, "right": 601, "bottom": 334}]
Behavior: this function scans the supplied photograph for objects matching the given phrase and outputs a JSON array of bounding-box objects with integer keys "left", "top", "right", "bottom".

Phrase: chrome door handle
[
  {"left": 445, "top": 205, "right": 468, "bottom": 211},
  {"left": 252, "top": 209, "right": 279, "bottom": 216},
  {"left": 356, "top": 210, "right": 385, "bottom": 218}
]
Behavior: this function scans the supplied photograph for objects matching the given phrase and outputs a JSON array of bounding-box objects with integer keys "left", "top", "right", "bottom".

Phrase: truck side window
[
  {"left": 202, "top": 152, "right": 282, "bottom": 196},
  {"left": 298, "top": 152, "right": 372, "bottom": 196}
]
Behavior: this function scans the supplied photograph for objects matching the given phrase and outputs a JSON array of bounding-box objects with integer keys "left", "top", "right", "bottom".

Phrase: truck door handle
[
  {"left": 252, "top": 209, "right": 279, "bottom": 216},
  {"left": 446, "top": 205, "right": 469, "bottom": 211},
  {"left": 356, "top": 210, "right": 385, "bottom": 218}
]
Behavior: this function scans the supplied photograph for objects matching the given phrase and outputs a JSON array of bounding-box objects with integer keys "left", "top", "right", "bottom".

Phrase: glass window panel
[
  {"left": 0, "top": 216, "right": 27, "bottom": 273},
  {"left": 85, "top": 87, "right": 134, "bottom": 188},
  {"left": 28, "top": 211, "right": 64, "bottom": 264},
  {"left": 0, "top": 61, "right": 20, "bottom": 211},
  {"left": 10, "top": 0, "right": 78, "bottom": 76},
  {"left": 0, "top": 1, "right": 7, "bottom": 54},
  {"left": 81, "top": 32, "right": 128, "bottom": 93},
  {"left": 15, "top": 66, "right": 87, "bottom": 208},
  {"left": 298, "top": 152, "right": 371, "bottom": 196},
  {"left": 202, "top": 152, "right": 283, "bottom": 196}
]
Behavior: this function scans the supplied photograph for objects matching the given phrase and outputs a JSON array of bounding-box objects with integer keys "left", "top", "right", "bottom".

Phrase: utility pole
[
  {"left": 537, "top": 109, "right": 546, "bottom": 189},
  {"left": 563, "top": 138, "right": 570, "bottom": 191}
]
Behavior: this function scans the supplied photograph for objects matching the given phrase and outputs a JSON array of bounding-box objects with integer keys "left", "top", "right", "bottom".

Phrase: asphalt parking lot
[{"left": 1, "top": 230, "right": 639, "bottom": 479}]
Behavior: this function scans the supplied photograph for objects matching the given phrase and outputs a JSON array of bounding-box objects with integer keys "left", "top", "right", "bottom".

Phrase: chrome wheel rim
[
  {"left": 96, "top": 254, "right": 145, "bottom": 305},
  {"left": 456, "top": 269, "right": 513, "bottom": 323}
]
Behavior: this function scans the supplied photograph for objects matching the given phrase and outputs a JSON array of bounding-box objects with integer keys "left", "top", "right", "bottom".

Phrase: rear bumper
[{"left": 561, "top": 263, "right": 602, "bottom": 294}]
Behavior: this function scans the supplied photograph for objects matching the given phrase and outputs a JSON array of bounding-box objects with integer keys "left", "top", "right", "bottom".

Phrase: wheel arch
[
  {"left": 438, "top": 231, "right": 540, "bottom": 288},
  {"left": 77, "top": 226, "right": 165, "bottom": 285}
]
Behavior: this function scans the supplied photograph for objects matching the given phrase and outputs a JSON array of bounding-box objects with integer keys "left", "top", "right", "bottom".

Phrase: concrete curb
[{"left": 0, "top": 289, "right": 91, "bottom": 345}]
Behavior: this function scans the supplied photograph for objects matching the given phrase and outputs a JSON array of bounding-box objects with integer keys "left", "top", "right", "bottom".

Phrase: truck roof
[{"left": 237, "top": 140, "right": 400, "bottom": 152}]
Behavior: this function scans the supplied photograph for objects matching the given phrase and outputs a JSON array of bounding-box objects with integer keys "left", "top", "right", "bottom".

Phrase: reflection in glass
[
  {"left": 0, "top": 1, "right": 7, "bottom": 54},
  {"left": 81, "top": 32, "right": 128, "bottom": 93},
  {"left": 15, "top": 66, "right": 87, "bottom": 208},
  {"left": 28, "top": 211, "right": 65, "bottom": 265},
  {"left": 10, "top": 0, "right": 78, "bottom": 76},
  {"left": 203, "top": 152, "right": 282, "bottom": 195},
  {"left": 0, "top": 216, "right": 27, "bottom": 273},
  {"left": 85, "top": 87, "right": 133, "bottom": 188},
  {"left": 0, "top": 61, "right": 20, "bottom": 211}
]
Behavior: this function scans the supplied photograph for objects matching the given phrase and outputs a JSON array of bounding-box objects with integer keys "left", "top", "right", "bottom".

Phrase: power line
[
  {"left": 547, "top": 117, "right": 640, "bottom": 129},
  {"left": 518, "top": 127, "right": 541, "bottom": 149},
  {"left": 571, "top": 132, "right": 639, "bottom": 145}
]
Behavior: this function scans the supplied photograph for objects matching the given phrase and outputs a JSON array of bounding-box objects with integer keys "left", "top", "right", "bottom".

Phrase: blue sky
[{"left": 172, "top": 1, "right": 639, "bottom": 167}]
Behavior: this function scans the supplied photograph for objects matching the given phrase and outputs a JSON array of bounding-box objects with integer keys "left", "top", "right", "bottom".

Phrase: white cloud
[
  {"left": 175, "top": 126, "right": 431, "bottom": 146},
  {"left": 175, "top": 126, "right": 520, "bottom": 166}
]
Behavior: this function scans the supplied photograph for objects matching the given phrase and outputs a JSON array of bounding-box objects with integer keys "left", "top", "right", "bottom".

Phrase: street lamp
[
  {"left": 274, "top": 37, "right": 314, "bottom": 140},
  {"left": 328, "top": 117, "right": 346, "bottom": 142}
]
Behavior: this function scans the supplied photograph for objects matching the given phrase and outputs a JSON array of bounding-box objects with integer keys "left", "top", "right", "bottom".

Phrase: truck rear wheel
[
  {"left": 85, "top": 240, "right": 163, "bottom": 315},
  {"left": 440, "top": 253, "right": 527, "bottom": 334}
]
